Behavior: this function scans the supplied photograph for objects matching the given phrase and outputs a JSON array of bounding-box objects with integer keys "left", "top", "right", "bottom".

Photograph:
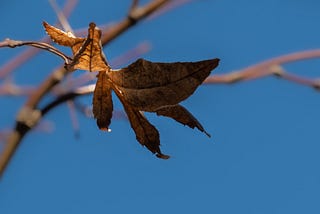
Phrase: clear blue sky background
[{"left": 1, "top": 0, "right": 320, "bottom": 213}]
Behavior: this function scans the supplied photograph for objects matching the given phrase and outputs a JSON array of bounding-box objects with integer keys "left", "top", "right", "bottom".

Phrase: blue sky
[{"left": 1, "top": 0, "right": 320, "bottom": 213}]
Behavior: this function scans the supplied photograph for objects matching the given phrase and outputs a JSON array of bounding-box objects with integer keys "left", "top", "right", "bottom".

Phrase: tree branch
[{"left": 204, "top": 49, "right": 320, "bottom": 84}]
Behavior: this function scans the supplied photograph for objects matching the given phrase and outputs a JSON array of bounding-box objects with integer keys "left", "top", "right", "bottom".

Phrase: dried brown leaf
[
  {"left": 43, "top": 21, "right": 84, "bottom": 46},
  {"left": 156, "top": 104, "right": 211, "bottom": 137},
  {"left": 109, "top": 58, "right": 219, "bottom": 111},
  {"left": 93, "top": 71, "right": 113, "bottom": 131},
  {"left": 44, "top": 21, "right": 109, "bottom": 72}
]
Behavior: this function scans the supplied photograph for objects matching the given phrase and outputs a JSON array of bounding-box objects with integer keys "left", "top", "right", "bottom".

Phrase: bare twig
[
  {"left": 0, "top": 38, "right": 51, "bottom": 79},
  {"left": 0, "top": 39, "right": 72, "bottom": 64},
  {"left": 67, "top": 100, "right": 80, "bottom": 138},
  {"left": 49, "top": 0, "right": 75, "bottom": 33},
  {"left": 110, "top": 41, "right": 151, "bottom": 68},
  {"left": 102, "top": 0, "right": 169, "bottom": 44},
  {"left": 148, "top": 0, "right": 196, "bottom": 20},
  {"left": 270, "top": 65, "right": 320, "bottom": 89},
  {"left": 204, "top": 49, "right": 320, "bottom": 84},
  {"left": 0, "top": 81, "right": 35, "bottom": 96},
  {"left": 129, "top": 0, "right": 140, "bottom": 14}
]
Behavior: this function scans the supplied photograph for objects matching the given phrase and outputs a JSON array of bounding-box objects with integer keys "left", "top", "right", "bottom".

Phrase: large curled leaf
[
  {"left": 44, "top": 21, "right": 109, "bottom": 72},
  {"left": 93, "top": 71, "right": 113, "bottom": 131},
  {"left": 156, "top": 104, "right": 211, "bottom": 137},
  {"left": 108, "top": 58, "right": 219, "bottom": 111}
]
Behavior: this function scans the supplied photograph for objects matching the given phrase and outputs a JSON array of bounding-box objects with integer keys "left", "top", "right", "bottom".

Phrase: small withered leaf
[
  {"left": 43, "top": 21, "right": 84, "bottom": 47},
  {"left": 156, "top": 105, "right": 211, "bottom": 137},
  {"left": 109, "top": 58, "right": 220, "bottom": 111},
  {"left": 93, "top": 71, "right": 113, "bottom": 131},
  {"left": 111, "top": 83, "right": 169, "bottom": 159},
  {"left": 44, "top": 21, "right": 109, "bottom": 72}
]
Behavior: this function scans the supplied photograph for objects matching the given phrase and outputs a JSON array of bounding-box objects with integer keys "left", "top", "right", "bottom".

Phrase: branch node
[
  {"left": 128, "top": 4, "right": 143, "bottom": 25},
  {"left": 16, "top": 107, "right": 42, "bottom": 129},
  {"left": 270, "top": 65, "right": 284, "bottom": 77},
  {"left": 52, "top": 67, "right": 68, "bottom": 81},
  {"left": 128, "top": 0, "right": 140, "bottom": 22},
  {"left": 127, "top": 12, "right": 139, "bottom": 25},
  {"left": 312, "top": 80, "right": 320, "bottom": 90}
]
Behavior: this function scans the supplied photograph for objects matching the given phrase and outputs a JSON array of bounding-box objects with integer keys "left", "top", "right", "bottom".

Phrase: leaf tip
[
  {"left": 156, "top": 153, "right": 170, "bottom": 159},
  {"left": 204, "top": 130, "right": 211, "bottom": 138},
  {"left": 42, "top": 21, "right": 50, "bottom": 31},
  {"left": 89, "top": 22, "right": 96, "bottom": 28},
  {"left": 209, "top": 58, "right": 220, "bottom": 69},
  {"left": 99, "top": 127, "right": 112, "bottom": 132}
]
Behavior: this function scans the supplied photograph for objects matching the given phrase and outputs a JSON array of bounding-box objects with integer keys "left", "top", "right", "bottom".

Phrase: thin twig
[
  {"left": 204, "top": 49, "right": 320, "bottom": 84},
  {"left": 67, "top": 100, "right": 80, "bottom": 138},
  {"left": 41, "top": 84, "right": 95, "bottom": 116},
  {"left": 49, "top": 0, "right": 75, "bottom": 33},
  {"left": 0, "top": 81, "right": 35, "bottom": 96},
  {"left": 0, "top": 39, "right": 72, "bottom": 64},
  {"left": 110, "top": 41, "right": 151, "bottom": 68},
  {"left": 129, "top": 0, "right": 140, "bottom": 14},
  {"left": 101, "top": 0, "right": 169, "bottom": 44},
  {"left": 148, "top": 0, "right": 196, "bottom": 20},
  {"left": 270, "top": 65, "right": 320, "bottom": 89}
]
